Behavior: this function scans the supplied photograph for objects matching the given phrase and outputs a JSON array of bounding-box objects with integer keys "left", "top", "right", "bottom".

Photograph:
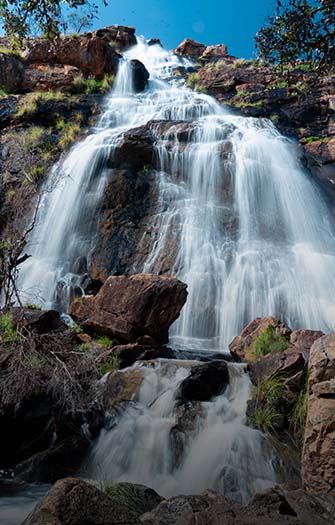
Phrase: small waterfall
[{"left": 86, "top": 361, "right": 277, "bottom": 503}]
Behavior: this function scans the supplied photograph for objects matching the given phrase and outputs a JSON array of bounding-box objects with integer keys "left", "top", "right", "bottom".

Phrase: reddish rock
[
  {"left": 228, "top": 317, "right": 290, "bottom": 362},
  {"left": 249, "top": 348, "right": 306, "bottom": 389},
  {"left": 68, "top": 274, "right": 187, "bottom": 343},
  {"left": 302, "top": 334, "right": 335, "bottom": 494},
  {"left": 175, "top": 38, "right": 206, "bottom": 59},
  {"left": 102, "top": 367, "right": 144, "bottom": 413},
  {"left": 290, "top": 329, "right": 324, "bottom": 356},
  {"left": 22, "top": 64, "right": 81, "bottom": 93},
  {"left": 200, "top": 44, "right": 229, "bottom": 62}
]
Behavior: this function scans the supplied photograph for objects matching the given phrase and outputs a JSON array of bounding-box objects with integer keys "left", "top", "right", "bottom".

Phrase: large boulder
[
  {"left": 95, "top": 25, "right": 137, "bottom": 51},
  {"left": 9, "top": 307, "right": 65, "bottom": 334},
  {"left": 177, "top": 360, "right": 229, "bottom": 401},
  {"left": 129, "top": 59, "right": 150, "bottom": 92},
  {"left": 0, "top": 52, "right": 25, "bottom": 92},
  {"left": 302, "top": 333, "right": 335, "bottom": 494},
  {"left": 175, "top": 38, "right": 206, "bottom": 59},
  {"left": 22, "top": 64, "right": 82, "bottom": 93},
  {"left": 110, "top": 127, "right": 155, "bottom": 170},
  {"left": 23, "top": 477, "right": 162, "bottom": 525},
  {"left": 200, "top": 44, "right": 229, "bottom": 62},
  {"left": 68, "top": 274, "right": 187, "bottom": 344}
]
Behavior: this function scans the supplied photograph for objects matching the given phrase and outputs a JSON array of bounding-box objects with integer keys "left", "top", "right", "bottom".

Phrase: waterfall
[
  {"left": 18, "top": 37, "right": 335, "bottom": 347},
  {"left": 86, "top": 361, "right": 277, "bottom": 503}
]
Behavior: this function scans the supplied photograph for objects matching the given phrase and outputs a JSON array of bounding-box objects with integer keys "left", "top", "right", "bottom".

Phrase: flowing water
[{"left": 12, "top": 36, "right": 335, "bottom": 512}]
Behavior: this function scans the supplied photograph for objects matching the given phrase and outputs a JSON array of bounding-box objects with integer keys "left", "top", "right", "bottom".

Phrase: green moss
[
  {"left": 0, "top": 314, "right": 17, "bottom": 343},
  {"left": 248, "top": 324, "right": 288, "bottom": 361}
]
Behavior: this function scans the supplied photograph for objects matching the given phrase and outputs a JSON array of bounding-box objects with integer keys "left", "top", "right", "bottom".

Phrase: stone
[
  {"left": 175, "top": 38, "right": 206, "bottom": 59},
  {"left": 68, "top": 273, "right": 187, "bottom": 344},
  {"left": 177, "top": 360, "right": 229, "bottom": 401},
  {"left": 249, "top": 349, "right": 306, "bottom": 388},
  {"left": 130, "top": 59, "right": 150, "bottom": 92},
  {"left": 0, "top": 52, "right": 25, "bottom": 92},
  {"left": 102, "top": 367, "right": 145, "bottom": 413},
  {"left": 110, "top": 126, "right": 155, "bottom": 170},
  {"left": 22, "top": 64, "right": 82, "bottom": 93},
  {"left": 22, "top": 477, "right": 157, "bottom": 525},
  {"left": 302, "top": 333, "right": 335, "bottom": 494},
  {"left": 147, "top": 39, "right": 162, "bottom": 47},
  {"left": 9, "top": 307, "right": 65, "bottom": 334},
  {"left": 97, "top": 343, "right": 175, "bottom": 370},
  {"left": 95, "top": 25, "right": 136, "bottom": 51},
  {"left": 200, "top": 44, "right": 229, "bottom": 62},
  {"left": 229, "top": 317, "right": 290, "bottom": 362}
]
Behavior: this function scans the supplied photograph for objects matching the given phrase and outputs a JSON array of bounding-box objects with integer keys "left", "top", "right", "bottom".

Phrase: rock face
[
  {"left": 229, "top": 317, "right": 290, "bottom": 362},
  {"left": 200, "top": 44, "right": 228, "bottom": 62},
  {"left": 175, "top": 38, "right": 206, "bottom": 59},
  {"left": 69, "top": 273, "right": 188, "bottom": 343},
  {"left": 0, "top": 52, "right": 25, "bottom": 92},
  {"left": 177, "top": 361, "right": 229, "bottom": 401},
  {"left": 23, "top": 477, "right": 162, "bottom": 525},
  {"left": 302, "top": 333, "right": 335, "bottom": 494}
]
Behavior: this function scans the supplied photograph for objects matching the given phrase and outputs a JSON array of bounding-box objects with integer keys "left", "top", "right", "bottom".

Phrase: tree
[
  {"left": 255, "top": 0, "right": 335, "bottom": 70},
  {"left": 0, "top": 0, "right": 107, "bottom": 44}
]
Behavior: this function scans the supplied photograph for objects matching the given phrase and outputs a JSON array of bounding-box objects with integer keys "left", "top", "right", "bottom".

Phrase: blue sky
[{"left": 93, "top": 0, "right": 272, "bottom": 58}]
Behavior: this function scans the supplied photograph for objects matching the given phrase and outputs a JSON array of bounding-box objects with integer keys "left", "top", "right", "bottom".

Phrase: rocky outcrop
[
  {"left": 175, "top": 38, "right": 206, "bottom": 59},
  {"left": 0, "top": 52, "right": 25, "bottom": 92},
  {"left": 302, "top": 333, "right": 335, "bottom": 494},
  {"left": 23, "top": 477, "right": 162, "bottom": 525},
  {"left": 9, "top": 307, "right": 65, "bottom": 334},
  {"left": 200, "top": 44, "right": 229, "bottom": 63},
  {"left": 177, "top": 360, "right": 229, "bottom": 401},
  {"left": 68, "top": 274, "right": 187, "bottom": 344},
  {"left": 97, "top": 343, "right": 175, "bottom": 371},
  {"left": 229, "top": 317, "right": 290, "bottom": 362}
]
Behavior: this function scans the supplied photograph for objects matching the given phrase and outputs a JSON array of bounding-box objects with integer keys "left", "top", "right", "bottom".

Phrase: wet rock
[
  {"left": 170, "top": 400, "right": 203, "bottom": 466},
  {"left": 102, "top": 368, "right": 144, "bottom": 413},
  {"left": 229, "top": 317, "right": 291, "bottom": 362},
  {"left": 22, "top": 477, "right": 148, "bottom": 525},
  {"left": 14, "top": 436, "right": 89, "bottom": 484},
  {"left": 68, "top": 273, "right": 187, "bottom": 344},
  {"left": 9, "top": 307, "right": 66, "bottom": 334},
  {"left": 177, "top": 360, "right": 229, "bottom": 401},
  {"left": 175, "top": 38, "right": 206, "bottom": 59},
  {"left": 105, "top": 483, "right": 163, "bottom": 518},
  {"left": 130, "top": 59, "right": 150, "bottom": 92},
  {"left": 302, "top": 333, "right": 335, "bottom": 494},
  {"left": 97, "top": 343, "right": 175, "bottom": 370},
  {"left": 111, "top": 127, "right": 155, "bottom": 170},
  {"left": 0, "top": 52, "right": 25, "bottom": 92}
]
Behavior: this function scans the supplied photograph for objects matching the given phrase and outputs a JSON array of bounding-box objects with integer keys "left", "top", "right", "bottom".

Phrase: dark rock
[
  {"left": 177, "top": 360, "right": 229, "bottom": 401},
  {"left": 22, "top": 477, "right": 152, "bottom": 525},
  {"left": 14, "top": 436, "right": 89, "bottom": 484},
  {"left": 9, "top": 307, "right": 66, "bottom": 334},
  {"left": 130, "top": 59, "right": 150, "bottom": 92},
  {"left": 102, "top": 367, "right": 144, "bottom": 413},
  {"left": 147, "top": 39, "right": 162, "bottom": 47},
  {"left": 68, "top": 273, "right": 187, "bottom": 344},
  {"left": 97, "top": 343, "right": 175, "bottom": 370},
  {"left": 22, "top": 64, "right": 82, "bottom": 93},
  {"left": 95, "top": 25, "right": 136, "bottom": 51},
  {"left": 111, "top": 126, "right": 155, "bottom": 170},
  {"left": 0, "top": 52, "right": 25, "bottom": 92},
  {"left": 249, "top": 349, "right": 307, "bottom": 388}
]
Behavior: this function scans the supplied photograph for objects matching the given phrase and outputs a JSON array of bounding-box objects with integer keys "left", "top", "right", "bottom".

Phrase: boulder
[
  {"left": 302, "top": 333, "right": 335, "bottom": 494},
  {"left": 249, "top": 348, "right": 307, "bottom": 390},
  {"left": 177, "top": 360, "right": 229, "bottom": 401},
  {"left": 289, "top": 329, "right": 324, "bottom": 355},
  {"left": 200, "top": 44, "right": 229, "bottom": 62},
  {"left": 110, "top": 127, "right": 155, "bottom": 170},
  {"left": 68, "top": 274, "right": 187, "bottom": 344},
  {"left": 130, "top": 59, "right": 150, "bottom": 92},
  {"left": 0, "top": 52, "right": 25, "bottom": 92},
  {"left": 22, "top": 64, "right": 81, "bottom": 93},
  {"left": 102, "top": 367, "right": 145, "bottom": 413},
  {"left": 9, "top": 307, "right": 65, "bottom": 334},
  {"left": 147, "top": 39, "right": 162, "bottom": 47},
  {"left": 22, "top": 477, "right": 161, "bottom": 525},
  {"left": 229, "top": 317, "right": 291, "bottom": 362},
  {"left": 97, "top": 343, "right": 175, "bottom": 370},
  {"left": 95, "top": 25, "right": 136, "bottom": 51},
  {"left": 175, "top": 38, "right": 206, "bottom": 59},
  {"left": 22, "top": 33, "right": 120, "bottom": 78}
]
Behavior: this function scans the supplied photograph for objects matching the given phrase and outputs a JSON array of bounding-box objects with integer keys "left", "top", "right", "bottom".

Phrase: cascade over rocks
[
  {"left": 68, "top": 274, "right": 188, "bottom": 344},
  {"left": 302, "top": 333, "right": 335, "bottom": 494}
]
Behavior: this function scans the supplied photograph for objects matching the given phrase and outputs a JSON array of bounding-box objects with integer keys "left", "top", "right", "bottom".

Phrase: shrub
[
  {"left": 57, "top": 121, "right": 81, "bottom": 150},
  {"left": 248, "top": 324, "right": 288, "bottom": 361},
  {"left": 98, "top": 352, "right": 121, "bottom": 376},
  {"left": 291, "top": 371, "right": 309, "bottom": 434},
  {"left": 72, "top": 74, "right": 115, "bottom": 94},
  {"left": 186, "top": 72, "right": 200, "bottom": 88},
  {"left": 251, "top": 374, "right": 286, "bottom": 433},
  {"left": 0, "top": 313, "right": 17, "bottom": 343},
  {"left": 16, "top": 91, "right": 64, "bottom": 117},
  {"left": 95, "top": 334, "right": 115, "bottom": 347}
]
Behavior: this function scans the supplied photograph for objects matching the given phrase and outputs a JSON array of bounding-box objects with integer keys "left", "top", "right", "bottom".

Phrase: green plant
[
  {"left": 57, "top": 121, "right": 81, "bottom": 150},
  {"left": 0, "top": 46, "right": 23, "bottom": 60},
  {"left": 248, "top": 324, "right": 288, "bottom": 361},
  {"left": 24, "top": 165, "right": 44, "bottom": 185},
  {"left": 16, "top": 92, "right": 64, "bottom": 118},
  {"left": 0, "top": 313, "right": 17, "bottom": 343},
  {"left": 95, "top": 334, "right": 114, "bottom": 346},
  {"left": 186, "top": 72, "right": 200, "bottom": 88},
  {"left": 291, "top": 372, "right": 309, "bottom": 433},
  {"left": 73, "top": 322, "right": 84, "bottom": 334},
  {"left": 98, "top": 352, "right": 121, "bottom": 376},
  {"left": 72, "top": 74, "right": 115, "bottom": 94},
  {"left": 306, "top": 136, "right": 330, "bottom": 144},
  {"left": 251, "top": 374, "right": 287, "bottom": 434},
  {"left": 294, "top": 81, "right": 309, "bottom": 94},
  {"left": 80, "top": 342, "right": 91, "bottom": 352},
  {"left": 24, "top": 303, "right": 42, "bottom": 310},
  {"left": 252, "top": 405, "right": 281, "bottom": 433}
]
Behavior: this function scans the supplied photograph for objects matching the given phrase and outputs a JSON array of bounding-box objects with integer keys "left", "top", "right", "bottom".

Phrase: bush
[
  {"left": 15, "top": 91, "right": 64, "bottom": 117},
  {"left": 98, "top": 352, "right": 121, "bottom": 376},
  {"left": 0, "top": 313, "right": 17, "bottom": 343},
  {"left": 249, "top": 324, "right": 288, "bottom": 361},
  {"left": 72, "top": 74, "right": 115, "bottom": 94}
]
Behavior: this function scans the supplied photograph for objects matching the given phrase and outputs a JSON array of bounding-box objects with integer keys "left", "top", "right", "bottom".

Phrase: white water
[{"left": 87, "top": 360, "right": 277, "bottom": 503}]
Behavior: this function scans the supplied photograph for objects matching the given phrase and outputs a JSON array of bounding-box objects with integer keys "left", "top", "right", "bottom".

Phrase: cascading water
[
  {"left": 14, "top": 36, "right": 335, "bottom": 505},
  {"left": 86, "top": 361, "right": 277, "bottom": 503}
]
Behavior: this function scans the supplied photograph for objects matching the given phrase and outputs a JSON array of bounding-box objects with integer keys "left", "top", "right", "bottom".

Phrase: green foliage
[
  {"left": 0, "top": 46, "right": 23, "bottom": 60},
  {"left": 57, "top": 120, "right": 81, "bottom": 150},
  {"left": 72, "top": 74, "right": 115, "bottom": 94},
  {"left": 95, "top": 334, "right": 115, "bottom": 346},
  {"left": 186, "top": 72, "right": 200, "bottom": 88},
  {"left": 16, "top": 92, "right": 64, "bottom": 118},
  {"left": 73, "top": 322, "right": 84, "bottom": 334},
  {"left": 306, "top": 136, "right": 330, "bottom": 144},
  {"left": 270, "top": 114, "right": 279, "bottom": 124},
  {"left": 255, "top": 0, "right": 335, "bottom": 71},
  {"left": 24, "top": 165, "right": 44, "bottom": 185},
  {"left": 0, "top": 0, "right": 104, "bottom": 43},
  {"left": 24, "top": 303, "right": 42, "bottom": 310},
  {"left": 249, "top": 324, "right": 289, "bottom": 361},
  {"left": 0, "top": 313, "right": 17, "bottom": 343},
  {"left": 252, "top": 404, "right": 281, "bottom": 434},
  {"left": 251, "top": 374, "right": 286, "bottom": 433},
  {"left": 294, "top": 81, "right": 309, "bottom": 94},
  {"left": 98, "top": 352, "right": 121, "bottom": 376},
  {"left": 80, "top": 342, "right": 91, "bottom": 352}
]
